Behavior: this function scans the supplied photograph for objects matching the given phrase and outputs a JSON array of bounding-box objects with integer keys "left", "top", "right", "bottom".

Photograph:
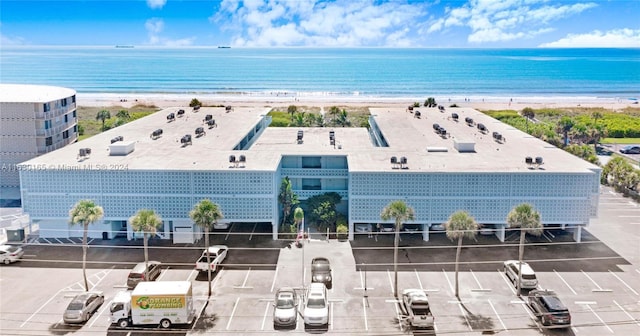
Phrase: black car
[
  {"left": 527, "top": 289, "right": 571, "bottom": 328},
  {"left": 311, "top": 257, "right": 332, "bottom": 289},
  {"left": 619, "top": 145, "right": 640, "bottom": 154}
]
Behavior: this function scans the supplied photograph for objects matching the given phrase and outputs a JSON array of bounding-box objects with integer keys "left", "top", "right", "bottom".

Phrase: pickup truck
[
  {"left": 195, "top": 245, "right": 228, "bottom": 272},
  {"left": 399, "top": 289, "right": 435, "bottom": 329}
]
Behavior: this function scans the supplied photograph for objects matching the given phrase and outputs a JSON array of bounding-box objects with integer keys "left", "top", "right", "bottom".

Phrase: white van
[
  {"left": 503, "top": 260, "right": 538, "bottom": 289},
  {"left": 304, "top": 283, "right": 328, "bottom": 330}
]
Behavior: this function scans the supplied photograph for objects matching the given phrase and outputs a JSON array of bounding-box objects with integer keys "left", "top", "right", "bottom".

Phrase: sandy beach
[{"left": 77, "top": 93, "right": 638, "bottom": 111}]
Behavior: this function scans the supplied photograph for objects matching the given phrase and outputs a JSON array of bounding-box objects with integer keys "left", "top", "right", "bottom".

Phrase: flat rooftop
[
  {"left": 20, "top": 105, "right": 599, "bottom": 174},
  {"left": 0, "top": 84, "right": 76, "bottom": 103}
]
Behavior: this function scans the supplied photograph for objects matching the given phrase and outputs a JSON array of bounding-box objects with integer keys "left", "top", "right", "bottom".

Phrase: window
[
  {"left": 44, "top": 120, "right": 51, "bottom": 129},
  {"left": 302, "top": 156, "right": 322, "bottom": 168},
  {"left": 71, "top": 95, "right": 76, "bottom": 103},
  {"left": 63, "top": 130, "right": 69, "bottom": 139},
  {"left": 43, "top": 103, "right": 50, "bottom": 112},
  {"left": 61, "top": 98, "right": 67, "bottom": 107},
  {"left": 73, "top": 110, "right": 76, "bottom": 118},
  {"left": 45, "top": 137, "right": 52, "bottom": 146},
  {"left": 64, "top": 114, "right": 68, "bottom": 123},
  {"left": 302, "top": 178, "right": 321, "bottom": 190}
]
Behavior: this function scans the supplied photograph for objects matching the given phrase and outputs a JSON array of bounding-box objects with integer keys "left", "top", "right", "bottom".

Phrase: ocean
[{"left": 1, "top": 46, "right": 639, "bottom": 100}]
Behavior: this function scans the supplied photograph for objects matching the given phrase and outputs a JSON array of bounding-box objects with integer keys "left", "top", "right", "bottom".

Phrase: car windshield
[
  {"left": 6, "top": 246, "right": 19, "bottom": 253},
  {"left": 523, "top": 274, "right": 536, "bottom": 280},
  {"left": 313, "top": 263, "right": 330, "bottom": 272},
  {"left": 67, "top": 302, "right": 85, "bottom": 310},
  {"left": 110, "top": 302, "right": 123, "bottom": 313},
  {"left": 307, "top": 297, "right": 325, "bottom": 308},
  {"left": 276, "top": 298, "right": 294, "bottom": 309}
]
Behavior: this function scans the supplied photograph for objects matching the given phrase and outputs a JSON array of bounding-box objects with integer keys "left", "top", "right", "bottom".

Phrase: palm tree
[
  {"left": 69, "top": 200, "right": 104, "bottom": 291},
  {"left": 292, "top": 112, "right": 306, "bottom": 127},
  {"left": 329, "top": 106, "right": 340, "bottom": 120},
  {"left": 130, "top": 209, "right": 163, "bottom": 283},
  {"left": 380, "top": 200, "right": 415, "bottom": 298},
  {"left": 445, "top": 211, "right": 478, "bottom": 298},
  {"left": 116, "top": 109, "right": 130, "bottom": 120},
  {"left": 558, "top": 116, "right": 574, "bottom": 147},
  {"left": 522, "top": 107, "right": 535, "bottom": 133},
  {"left": 278, "top": 177, "right": 299, "bottom": 227},
  {"left": 287, "top": 105, "right": 298, "bottom": 120},
  {"left": 335, "top": 110, "right": 350, "bottom": 127},
  {"left": 294, "top": 207, "right": 304, "bottom": 231},
  {"left": 96, "top": 109, "right": 111, "bottom": 131},
  {"left": 190, "top": 199, "right": 224, "bottom": 297},
  {"left": 506, "top": 203, "right": 543, "bottom": 293}
]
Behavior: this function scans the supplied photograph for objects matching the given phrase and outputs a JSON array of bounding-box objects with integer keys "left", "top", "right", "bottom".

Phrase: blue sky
[{"left": 1, "top": 0, "right": 639, "bottom": 47}]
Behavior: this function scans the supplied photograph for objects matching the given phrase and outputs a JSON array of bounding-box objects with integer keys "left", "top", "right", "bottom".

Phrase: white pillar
[
  {"left": 422, "top": 224, "right": 429, "bottom": 242},
  {"left": 497, "top": 224, "right": 506, "bottom": 242},
  {"left": 272, "top": 220, "right": 278, "bottom": 240},
  {"left": 572, "top": 225, "right": 582, "bottom": 243},
  {"left": 348, "top": 220, "right": 354, "bottom": 241}
]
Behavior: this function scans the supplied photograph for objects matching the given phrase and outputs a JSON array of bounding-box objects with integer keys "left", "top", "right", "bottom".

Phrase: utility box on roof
[
  {"left": 109, "top": 141, "right": 135, "bottom": 156},
  {"left": 453, "top": 140, "right": 475, "bottom": 153}
]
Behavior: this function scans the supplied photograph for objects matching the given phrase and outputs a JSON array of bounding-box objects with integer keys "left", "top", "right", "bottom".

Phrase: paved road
[{"left": 1, "top": 187, "right": 639, "bottom": 335}]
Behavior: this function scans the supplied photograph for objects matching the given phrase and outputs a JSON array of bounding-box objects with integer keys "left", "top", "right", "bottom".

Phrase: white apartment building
[{"left": 0, "top": 84, "right": 78, "bottom": 205}]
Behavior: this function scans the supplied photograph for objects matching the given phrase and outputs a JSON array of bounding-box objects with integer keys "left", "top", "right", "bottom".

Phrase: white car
[
  {"left": 0, "top": 244, "right": 24, "bottom": 264},
  {"left": 503, "top": 260, "right": 538, "bottom": 289},
  {"left": 304, "top": 283, "right": 329, "bottom": 330},
  {"left": 195, "top": 245, "right": 228, "bottom": 272}
]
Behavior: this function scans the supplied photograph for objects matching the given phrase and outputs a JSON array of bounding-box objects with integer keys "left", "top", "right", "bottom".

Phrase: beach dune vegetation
[{"left": 189, "top": 98, "right": 202, "bottom": 107}]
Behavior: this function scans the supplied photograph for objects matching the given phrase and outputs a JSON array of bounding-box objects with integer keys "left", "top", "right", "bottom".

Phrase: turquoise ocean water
[{"left": 1, "top": 46, "right": 639, "bottom": 99}]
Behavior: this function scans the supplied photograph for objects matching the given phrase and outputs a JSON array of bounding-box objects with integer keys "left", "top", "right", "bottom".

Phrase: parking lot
[{"left": 1, "top": 186, "right": 639, "bottom": 335}]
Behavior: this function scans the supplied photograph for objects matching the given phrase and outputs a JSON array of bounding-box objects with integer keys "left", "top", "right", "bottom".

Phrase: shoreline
[{"left": 77, "top": 92, "right": 639, "bottom": 111}]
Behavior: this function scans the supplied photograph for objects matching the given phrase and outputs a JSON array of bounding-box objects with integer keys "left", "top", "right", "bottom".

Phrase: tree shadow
[
  {"left": 459, "top": 302, "right": 496, "bottom": 333},
  {"left": 48, "top": 323, "right": 80, "bottom": 335}
]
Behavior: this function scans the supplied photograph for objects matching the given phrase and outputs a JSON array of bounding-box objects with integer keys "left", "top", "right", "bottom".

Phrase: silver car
[
  {"left": 273, "top": 287, "right": 297, "bottom": 328},
  {"left": 0, "top": 244, "right": 24, "bottom": 264},
  {"left": 63, "top": 292, "right": 105, "bottom": 324}
]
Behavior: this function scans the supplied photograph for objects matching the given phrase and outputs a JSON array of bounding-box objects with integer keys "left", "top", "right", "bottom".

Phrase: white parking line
[
  {"left": 608, "top": 270, "right": 639, "bottom": 296},
  {"left": 581, "top": 270, "right": 612, "bottom": 292},
  {"left": 470, "top": 269, "right": 491, "bottom": 292},
  {"left": 249, "top": 223, "right": 257, "bottom": 240},
  {"left": 226, "top": 297, "right": 240, "bottom": 330},
  {"left": 21, "top": 287, "right": 65, "bottom": 327},
  {"left": 498, "top": 269, "right": 516, "bottom": 295},
  {"left": 261, "top": 301, "right": 270, "bottom": 330},
  {"left": 158, "top": 266, "right": 169, "bottom": 281},
  {"left": 234, "top": 268, "right": 253, "bottom": 289},
  {"left": 584, "top": 303, "right": 613, "bottom": 333},
  {"left": 443, "top": 269, "right": 454, "bottom": 294},
  {"left": 520, "top": 301, "right": 543, "bottom": 332},
  {"left": 362, "top": 297, "right": 368, "bottom": 331},
  {"left": 454, "top": 301, "right": 473, "bottom": 331},
  {"left": 55, "top": 238, "right": 63, "bottom": 244},
  {"left": 554, "top": 269, "right": 577, "bottom": 295},
  {"left": 613, "top": 300, "right": 640, "bottom": 327},
  {"left": 386, "top": 269, "right": 394, "bottom": 295},
  {"left": 390, "top": 297, "right": 403, "bottom": 331},
  {"left": 543, "top": 231, "right": 553, "bottom": 242},
  {"left": 225, "top": 223, "right": 235, "bottom": 241},
  {"left": 270, "top": 266, "right": 279, "bottom": 293},
  {"left": 488, "top": 299, "right": 507, "bottom": 331},
  {"left": 414, "top": 269, "right": 424, "bottom": 290}
]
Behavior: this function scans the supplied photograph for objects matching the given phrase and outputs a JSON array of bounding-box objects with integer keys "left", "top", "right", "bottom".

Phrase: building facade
[
  {"left": 1, "top": 84, "right": 78, "bottom": 205},
  {"left": 18, "top": 105, "right": 600, "bottom": 243}
]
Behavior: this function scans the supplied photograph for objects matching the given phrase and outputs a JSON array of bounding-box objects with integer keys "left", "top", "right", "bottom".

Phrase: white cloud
[
  {"left": 427, "top": 0, "right": 597, "bottom": 43},
  {"left": 213, "top": 0, "right": 429, "bottom": 47},
  {"left": 540, "top": 29, "right": 640, "bottom": 48},
  {"left": 145, "top": 18, "right": 195, "bottom": 46},
  {"left": 147, "top": 0, "right": 167, "bottom": 9}
]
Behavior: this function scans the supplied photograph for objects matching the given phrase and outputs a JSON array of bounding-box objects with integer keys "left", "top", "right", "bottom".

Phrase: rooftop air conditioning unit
[
  {"left": 167, "top": 113, "right": 175, "bottom": 121},
  {"left": 150, "top": 129, "right": 163, "bottom": 140},
  {"left": 177, "top": 109, "right": 185, "bottom": 117},
  {"left": 195, "top": 127, "right": 206, "bottom": 137},
  {"left": 109, "top": 141, "right": 135, "bottom": 156}
]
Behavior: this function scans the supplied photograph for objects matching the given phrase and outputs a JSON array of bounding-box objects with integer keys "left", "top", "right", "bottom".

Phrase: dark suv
[
  {"left": 126, "top": 261, "right": 162, "bottom": 289},
  {"left": 311, "top": 257, "right": 332, "bottom": 289},
  {"left": 527, "top": 289, "right": 571, "bottom": 328}
]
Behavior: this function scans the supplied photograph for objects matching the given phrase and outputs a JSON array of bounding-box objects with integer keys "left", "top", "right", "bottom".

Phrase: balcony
[
  {"left": 37, "top": 136, "right": 77, "bottom": 153},
  {"left": 280, "top": 168, "right": 348, "bottom": 178},
  {"left": 36, "top": 121, "right": 77, "bottom": 137},
  {"left": 293, "top": 190, "right": 348, "bottom": 200}
]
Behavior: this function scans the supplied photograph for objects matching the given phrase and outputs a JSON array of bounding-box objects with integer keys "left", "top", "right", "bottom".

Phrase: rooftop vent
[
  {"left": 438, "top": 105, "right": 445, "bottom": 112},
  {"left": 225, "top": 106, "right": 233, "bottom": 112},
  {"left": 177, "top": 109, "right": 185, "bottom": 117},
  {"left": 297, "top": 130, "right": 304, "bottom": 144},
  {"left": 390, "top": 156, "right": 399, "bottom": 169},
  {"left": 110, "top": 136, "right": 124, "bottom": 144},
  {"left": 465, "top": 117, "right": 474, "bottom": 126},
  {"left": 535, "top": 156, "right": 544, "bottom": 168},
  {"left": 167, "top": 113, "right": 175, "bottom": 122},
  {"left": 204, "top": 114, "right": 213, "bottom": 122},
  {"left": 206, "top": 119, "right": 217, "bottom": 128},
  {"left": 432, "top": 123, "right": 440, "bottom": 130},
  {"left": 229, "top": 155, "right": 236, "bottom": 163},
  {"left": 229, "top": 154, "right": 244, "bottom": 168},
  {"left": 238, "top": 155, "right": 246, "bottom": 168},
  {"left": 195, "top": 127, "right": 206, "bottom": 137},
  {"left": 492, "top": 131, "right": 505, "bottom": 143},
  {"left": 477, "top": 123, "right": 488, "bottom": 133},
  {"left": 451, "top": 113, "right": 459, "bottom": 121},
  {"left": 426, "top": 146, "right": 448, "bottom": 152},
  {"left": 414, "top": 111, "right": 421, "bottom": 118},
  {"left": 109, "top": 142, "right": 135, "bottom": 156},
  {"left": 193, "top": 105, "right": 200, "bottom": 112},
  {"left": 150, "top": 129, "right": 163, "bottom": 140},
  {"left": 525, "top": 156, "right": 533, "bottom": 165},
  {"left": 180, "top": 134, "right": 192, "bottom": 146},
  {"left": 77, "top": 148, "right": 92, "bottom": 160}
]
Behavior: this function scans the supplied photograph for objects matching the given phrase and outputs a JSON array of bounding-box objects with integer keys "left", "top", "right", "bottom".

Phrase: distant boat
[
  {"left": 115, "top": 45, "right": 134, "bottom": 48},
  {"left": 218, "top": 46, "right": 231, "bottom": 49}
]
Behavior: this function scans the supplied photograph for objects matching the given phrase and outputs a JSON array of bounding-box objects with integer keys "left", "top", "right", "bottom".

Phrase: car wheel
[
  {"left": 160, "top": 319, "right": 171, "bottom": 329},
  {"left": 3, "top": 259, "right": 10, "bottom": 265},
  {"left": 118, "top": 319, "right": 129, "bottom": 328}
]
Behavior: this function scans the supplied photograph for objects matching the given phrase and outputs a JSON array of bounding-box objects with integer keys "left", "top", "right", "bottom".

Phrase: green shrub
[{"left": 189, "top": 98, "right": 201, "bottom": 107}]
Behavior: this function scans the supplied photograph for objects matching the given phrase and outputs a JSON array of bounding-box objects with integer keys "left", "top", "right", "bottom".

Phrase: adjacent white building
[
  {"left": 0, "top": 84, "right": 78, "bottom": 205},
  {"left": 17, "top": 105, "right": 600, "bottom": 243}
]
